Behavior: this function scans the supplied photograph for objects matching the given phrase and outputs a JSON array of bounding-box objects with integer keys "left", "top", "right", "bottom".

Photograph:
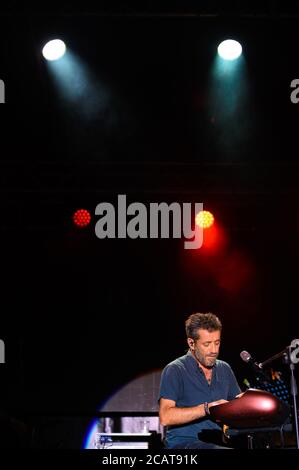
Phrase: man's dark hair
[{"left": 185, "top": 312, "right": 222, "bottom": 340}]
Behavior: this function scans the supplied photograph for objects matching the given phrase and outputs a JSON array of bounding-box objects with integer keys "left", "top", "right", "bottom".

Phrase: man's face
[{"left": 189, "top": 328, "right": 221, "bottom": 368}]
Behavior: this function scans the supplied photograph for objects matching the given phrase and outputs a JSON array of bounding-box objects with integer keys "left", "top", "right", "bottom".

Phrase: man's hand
[{"left": 208, "top": 399, "right": 228, "bottom": 409}]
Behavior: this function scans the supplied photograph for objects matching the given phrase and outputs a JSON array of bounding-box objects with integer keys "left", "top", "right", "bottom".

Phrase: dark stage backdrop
[{"left": 1, "top": 8, "right": 299, "bottom": 448}]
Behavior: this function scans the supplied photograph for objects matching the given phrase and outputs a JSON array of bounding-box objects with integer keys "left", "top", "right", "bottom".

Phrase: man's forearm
[
  {"left": 159, "top": 399, "right": 228, "bottom": 426},
  {"left": 160, "top": 403, "right": 206, "bottom": 426}
]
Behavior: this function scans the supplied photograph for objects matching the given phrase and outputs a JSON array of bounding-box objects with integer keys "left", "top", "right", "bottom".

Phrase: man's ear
[{"left": 188, "top": 338, "right": 195, "bottom": 350}]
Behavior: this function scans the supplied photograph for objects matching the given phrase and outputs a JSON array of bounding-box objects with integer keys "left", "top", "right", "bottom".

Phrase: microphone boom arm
[{"left": 258, "top": 348, "right": 288, "bottom": 369}]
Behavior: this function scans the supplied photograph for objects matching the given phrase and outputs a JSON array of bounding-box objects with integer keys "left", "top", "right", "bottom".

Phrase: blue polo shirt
[{"left": 158, "top": 351, "right": 241, "bottom": 448}]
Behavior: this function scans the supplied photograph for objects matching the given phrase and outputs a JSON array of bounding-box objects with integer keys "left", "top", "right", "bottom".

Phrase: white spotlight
[
  {"left": 42, "top": 39, "right": 66, "bottom": 61},
  {"left": 217, "top": 39, "right": 242, "bottom": 61}
]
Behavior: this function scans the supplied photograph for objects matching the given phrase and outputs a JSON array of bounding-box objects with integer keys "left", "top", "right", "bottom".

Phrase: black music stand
[{"left": 252, "top": 375, "right": 290, "bottom": 404}]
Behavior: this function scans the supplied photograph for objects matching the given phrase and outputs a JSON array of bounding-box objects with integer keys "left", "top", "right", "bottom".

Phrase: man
[{"left": 158, "top": 312, "right": 241, "bottom": 449}]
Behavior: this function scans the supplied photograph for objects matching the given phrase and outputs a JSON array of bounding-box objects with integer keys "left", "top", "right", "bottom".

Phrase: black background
[{"left": 1, "top": 2, "right": 299, "bottom": 449}]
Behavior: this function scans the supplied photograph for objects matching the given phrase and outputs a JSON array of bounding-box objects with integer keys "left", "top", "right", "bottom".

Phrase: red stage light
[
  {"left": 72, "top": 209, "right": 91, "bottom": 228},
  {"left": 195, "top": 210, "right": 214, "bottom": 229}
]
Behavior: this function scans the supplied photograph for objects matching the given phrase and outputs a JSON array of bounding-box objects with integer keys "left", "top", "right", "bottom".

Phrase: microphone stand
[
  {"left": 285, "top": 346, "right": 299, "bottom": 449},
  {"left": 260, "top": 342, "right": 299, "bottom": 449},
  {"left": 259, "top": 348, "right": 288, "bottom": 369}
]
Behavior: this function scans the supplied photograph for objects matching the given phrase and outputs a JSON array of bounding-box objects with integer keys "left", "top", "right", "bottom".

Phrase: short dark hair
[{"left": 185, "top": 313, "right": 222, "bottom": 340}]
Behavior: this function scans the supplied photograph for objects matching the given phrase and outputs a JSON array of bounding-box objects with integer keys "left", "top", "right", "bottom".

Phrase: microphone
[
  {"left": 240, "top": 350, "right": 262, "bottom": 370},
  {"left": 240, "top": 350, "right": 271, "bottom": 381}
]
